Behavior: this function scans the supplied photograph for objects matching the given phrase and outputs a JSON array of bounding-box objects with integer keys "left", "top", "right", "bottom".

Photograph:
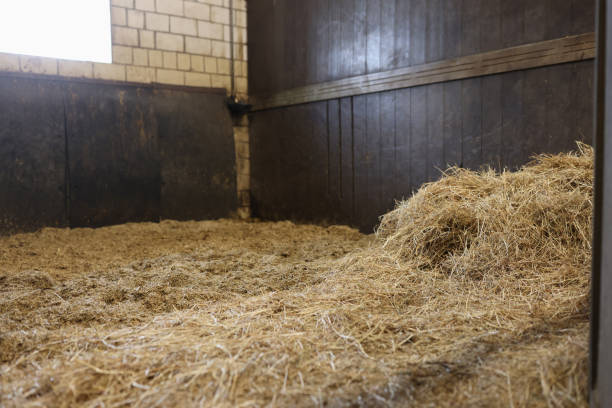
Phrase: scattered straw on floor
[{"left": 0, "top": 144, "right": 592, "bottom": 407}]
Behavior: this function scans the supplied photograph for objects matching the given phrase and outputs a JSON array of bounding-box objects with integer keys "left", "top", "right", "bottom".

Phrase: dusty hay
[{"left": 0, "top": 145, "right": 593, "bottom": 407}]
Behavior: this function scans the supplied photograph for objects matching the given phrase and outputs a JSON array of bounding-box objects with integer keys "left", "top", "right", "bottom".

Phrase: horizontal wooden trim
[{"left": 252, "top": 32, "right": 595, "bottom": 111}]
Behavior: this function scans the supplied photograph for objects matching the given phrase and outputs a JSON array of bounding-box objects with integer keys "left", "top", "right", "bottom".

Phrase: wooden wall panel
[
  {"left": 248, "top": 0, "right": 596, "bottom": 232},
  {"left": 0, "top": 77, "right": 66, "bottom": 234}
]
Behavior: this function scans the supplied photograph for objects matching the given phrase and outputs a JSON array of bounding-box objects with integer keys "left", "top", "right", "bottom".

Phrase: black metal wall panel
[
  {"left": 0, "top": 77, "right": 66, "bottom": 234},
  {"left": 155, "top": 89, "right": 237, "bottom": 221}
]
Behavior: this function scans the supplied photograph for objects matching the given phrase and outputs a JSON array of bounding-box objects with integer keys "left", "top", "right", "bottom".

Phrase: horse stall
[{"left": 0, "top": 0, "right": 602, "bottom": 406}]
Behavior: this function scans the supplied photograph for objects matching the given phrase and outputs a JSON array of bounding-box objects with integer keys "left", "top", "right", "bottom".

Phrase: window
[{"left": 0, "top": 0, "right": 112, "bottom": 63}]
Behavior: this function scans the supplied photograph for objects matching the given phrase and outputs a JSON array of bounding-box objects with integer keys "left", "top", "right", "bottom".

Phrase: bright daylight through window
[{"left": 0, "top": 0, "right": 112, "bottom": 63}]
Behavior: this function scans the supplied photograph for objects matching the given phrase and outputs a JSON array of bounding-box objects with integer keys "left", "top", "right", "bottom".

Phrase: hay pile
[{"left": 0, "top": 145, "right": 593, "bottom": 407}]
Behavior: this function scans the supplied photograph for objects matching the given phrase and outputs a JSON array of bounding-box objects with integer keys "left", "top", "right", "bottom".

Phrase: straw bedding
[{"left": 0, "top": 144, "right": 592, "bottom": 407}]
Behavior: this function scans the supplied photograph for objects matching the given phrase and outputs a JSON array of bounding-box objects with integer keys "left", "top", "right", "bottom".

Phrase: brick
[
  {"left": 135, "top": 0, "right": 155, "bottom": 11},
  {"left": 111, "top": 7, "right": 127, "bottom": 26},
  {"left": 127, "top": 10, "right": 145, "bottom": 28},
  {"left": 236, "top": 156, "right": 249, "bottom": 176},
  {"left": 146, "top": 13, "right": 169, "bottom": 31},
  {"left": 94, "top": 63, "right": 126, "bottom": 81},
  {"left": 234, "top": 43, "right": 247, "bottom": 61},
  {"left": 236, "top": 77, "right": 247, "bottom": 94},
  {"left": 185, "top": 72, "right": 211, "bottom": 87},
  {"left": 156, "top": 32, "right": 184, "bottom": 51},
  {"left": 20, "top": 56, "right": 57, "bottom": 75},
  {"left": 191, "top": 55, "right": 204, "bottom": 72},
  {"left": 234, "top": 0, "right": 246, "bottom": 11},
  {"left": 185, "top": 37, "right": 211, "bottom": 54},
  {"left": 211, "top": 40, "right": 230, "bottom": 58},
  {"left": 156, "top": 0, "right": 183, "bottom": 16},
  {"left": 170, "top": 16, "right": 196, "bottom": 36},
  {"left": 198, "top": 21, "right": 223, "bottom": 40},
  {"left": 156, "top": 69, "right": 184, "bottom": 85},
  {"left": 211, "top": 74, "right": 230, "bottom": 89},
  {"left": 59, "top": 60, "right": 93, "bottom": 78},
  {"left": 149, "top": 50, "right": 163, "bottom": 67},
  {"left": 112, "top": 45, "right": 133, "bottom": 64},
  {"left": 112, "top": 26, "right": 139, "bottom": 46},
  {"left": 140, "top": 30, "right": 155, "bottom": 48},
  {"left": 204, "top": 56, "right": 216, "bottom": 73},
  {"left": 235, "top": 141, "right": 249, "bottom": 159},
  {"left": 234, "top": 26, "right": 247, "bottom": 44},
  {"left": 184, "top": 1, "right": 209, "bottom": 19},
  {"left": 234, "top": 10, "right": 246, "bottom": 27},
  {"left": 112, "top": 0, "right": 133, "bottom": 7},
  {"left": 216, "top": 58, "right": 230, "bottom": 74},
  {"left": 163, "top": 51, "right": 177, "bottom": 69},
  {"left": 177, "top": 53, "right": 190, "bottom": 70},
  {"left": 133, "top": 48, "right": 149, "bottom": 65},
  {"left": 233, "top": 126, "right": 249, "bottom": 144},
  {"left": 202, "top": 0, "right": 223, "bottom": 6},
  {"left": 127, "top": 66, "right": 156, "bottom": 82},
  {"left": 210, "top": 6, "right": 229, "bottom": 24}
]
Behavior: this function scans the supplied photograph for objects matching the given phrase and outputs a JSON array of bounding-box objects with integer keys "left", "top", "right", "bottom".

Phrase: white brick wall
[{"left": 0, "top": 0, "right": 248, "bottom": 97}]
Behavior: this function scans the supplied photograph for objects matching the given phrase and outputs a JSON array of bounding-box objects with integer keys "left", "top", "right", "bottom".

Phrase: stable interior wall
[
  {"left": 248, "top": 0, "right": 596, "bottom": 232},
  {"left": 0, "top": 0, "right": 250, "bottom": 234}
]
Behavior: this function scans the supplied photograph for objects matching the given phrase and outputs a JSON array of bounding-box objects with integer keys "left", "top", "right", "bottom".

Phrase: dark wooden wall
[
  {"left": 249, "top": 0, "right": 596, "bottom": 232},
  {"left": 0, "top": 74, "right": 237, "bottom": 234}
]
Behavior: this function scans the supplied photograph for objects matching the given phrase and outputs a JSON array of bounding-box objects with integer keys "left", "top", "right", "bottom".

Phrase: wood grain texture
[{"left": 252, "top": 33, "right": 595, "bottom": 111}]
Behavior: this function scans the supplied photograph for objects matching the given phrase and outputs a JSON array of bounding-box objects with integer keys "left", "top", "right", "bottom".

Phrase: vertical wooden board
[
  {"left": 305, "top": 0, "right": 318, "bottom": 86},
  {"left": 501, "top": 0, "right": 524, "bottom": 48},
  {"left": 443, "top": 81, "right": 463, "bottom": 168},
  {"left": 156, "top": 90, "right": 236, "bottom": 221},
  {"left": 272, "top": 0, "right": 286, "bottom": 93},
  {"left": 339, "top": 0, "right": 355, "bottom": 79},
  {"left": 426, "top": 0, "right": 444, "bottom": 63},
  {"left": 461, "top": 78, "right": 483, "bottom": 170},
  {"left": 462, "top": 0, "right": 481, "bottom": 55},
  {"left": 572, "top": 0, "right": 596, "bottom": 35},
  {"left": 329, "top": 0, "right": 343, "bottom": 82},
  {"left": 573, "top": 60, "right": 595, "bottom": 144},
  {"left": 339, "top": 97, "right": 354, "bottom": 223},
  {"left": 315, "top": 0, "right": 330, "bottom": 83},
  {"left": 0, "top": 77, "right": 66, "bottom": 234},
  {"left": 393, "top": 0, "right": 411, "bottom": 69},
  {"left": 501, "top": 71, "right": 525, "bottom": 169},
  {"left": 365, "top": 92, "right": 382, "bottom": 228},
  {"left": 380, "top": 0, "right": 396, "bottom": 71},
  {"left": 443, "top": 0, "right": 462, "bottom": 59},
  {"left": 410, "top": 0, "right": 427, "bottom": 66},
  {"left": 427, "top": 83, "right": 445, "bottom": 181},
  {"left": 246, "top": 0, "right": 264, "bottom": 94},
  {"left": 524, "top": 0, "right": 548, "bottom": 43},
  {"left": 380, "top": 91, "right": 397, "bottom": 215},
  {"left": 410, "top": 86, "right": 428, "bottom": 192},
  {"left": 256, "top": 0, "right": 276, "bottom": 94},
  {"left": 353, "top": 0, "right": 368, "bottom": 76},
  {"left": 365, "top": 0, "right": 381, "bottom": 74},
  {"left": 395, "top": 88, "right": 412, "bottom": 200},
  {"left": 327, "top": 99, "right": 342, "bottom": 220},
  {"left": 480, "top": 0, "right": 502, "bottom": 52},
  {"left": 521, "top": 67, "right": 549, "bottom": 162},
  {"left": 66, "top": 83, "right": 160, "bottom": 228},
  {"left": 352, "top": 94, "right": 370, "bottom": 231},
  {"left": 545, "top": 64, "right": 575, "bottom": 154},
  {"left": 482, "top": 75, "right": 503, "bottom": 169},
  {"left": 547, "top": 0, "right": 573, "bottom": 39},
  {"left": 292, "top": 0, "right": 308, "bottom": 89}
]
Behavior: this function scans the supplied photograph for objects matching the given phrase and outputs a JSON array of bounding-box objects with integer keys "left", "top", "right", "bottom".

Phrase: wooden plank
[
  {"left": 365, "top": 92, "right": 382, "bottom": 228},
  {"left": 327, "top": 99, "right": 342, "bottom": 220},
  {"left": 316, "top": 0, "right": 330, "bottom": 83},
  {"left": 410, "top": 0, "right": 427, "bottom": 66},
  {"left": 366, "top": 0, "right": 382, "bottom": 73},
  {"left": 380, "top": 0, "right": 396, "bottom": 71},
  {"left": 574, "top": 60, "right": 595, "bottom": 144},
  {"left": 65, "top": 83, "right": 161, "bottom": 228},
  {"left": 338, "top": 0, "right": 354, "bottom": 79},
  {"left": 352, "top": 94, "right": 370, "bottom": 231},
  {"left": 353, "top": 0, "right": 367, "bottom": 77},
  {"left": 395, "top": 88, "right": 412, "bottom": 200},
  {"left": 427, "top": 83, "right": 445, "bottom": 180},
  {"left": 501, "top": 71, "right": 525, "bottom": 169},
  {"left": 410, "top": 86, "right": 428, "bottom": 192},
  {"left": 0, "top": 77, "right": 67, "bottom": 234},
  {"left": 380, "top": 91, "right": 397, "bottom": 215},
  {"left": 524, "top": 0, "right": 548, "bottom": 43},
  {"left": 339, "top": 96, "right": 354, "bottom": 223},
  {"left": 393, "top": 0, "right": 411, "bottom": 69},
  {"left": 427, "top": 0, "right": 444, "bottom": 63},
  {"left": 443, "top": 81, "right": 463, "bottom": 167},
  {"left": 501, "top": 0, "right": 524, "bottom": 48},
  {"left": 443, "top": 0, "right": 462, "bottom": 59},
  {"left": 252, "top": 32, "right": 596, "bottom": 110}
]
